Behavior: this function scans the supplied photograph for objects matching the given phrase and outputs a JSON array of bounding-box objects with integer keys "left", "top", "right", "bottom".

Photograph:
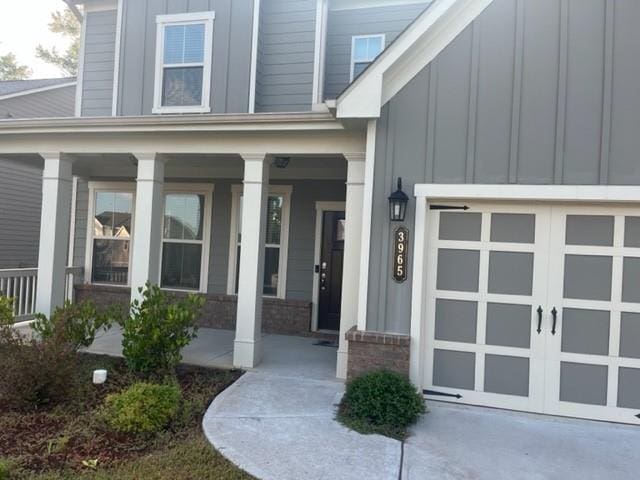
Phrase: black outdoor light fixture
[
  {"left": 274, "top": 156, "right": 291, "bottom": 169},
  {"left": 388, "top": 177, "right": 409, "bottom": 222}
]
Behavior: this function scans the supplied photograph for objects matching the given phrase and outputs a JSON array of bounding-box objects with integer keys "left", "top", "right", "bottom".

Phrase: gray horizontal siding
[
  {"left": 324, "top": 2, "right": 430, "bottom": 99},
  {"left": 81, "top": 10, "right": 117, "bottom": 117},
  {"left": 255, "top": 0, "right": 316, "bottom": 112},
  {"left": 0, "top": 160, "right": 42, "bottom": 269},
  {"left": 75, "top": 178, "right": 345, "bottom": 302},
  {"left": 367, "top": 0, "right": 640, "bottom": 334},
  {"left": 117, "top": 0, "right": 254, "bottom": 116},
  {"left": 0, "top": 86, "right": 75, "bottom": 119}
]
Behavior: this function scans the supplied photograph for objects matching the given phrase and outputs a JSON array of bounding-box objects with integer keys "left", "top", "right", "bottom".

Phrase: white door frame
[
  {"left": 410, "top": 184, "right": 640, "bottom": 389},
  {"left": 311, "top": 201, "right": 346, "bottom": 331}
]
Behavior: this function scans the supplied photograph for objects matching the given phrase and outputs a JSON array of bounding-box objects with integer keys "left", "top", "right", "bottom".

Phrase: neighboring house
[
  {"left": 0, "top": 0, "right": 639, "bottom": 427},
  {"left": 0, "top": 78, "right": 76, "bottom": 268}
]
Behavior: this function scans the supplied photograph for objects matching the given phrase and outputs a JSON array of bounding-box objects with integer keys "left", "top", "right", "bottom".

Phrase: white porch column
[
  {"left": 130, "top": 153, "right": 165, "bottom": 304},
  {"left": 35, "top": 153, "right": 74, "bottom": 316},
  {"left": 336, "top": 153, "right": 366, "bottom": 379},
  {"left": 234, "top": 154, "right": 270, "bottom": 369}
]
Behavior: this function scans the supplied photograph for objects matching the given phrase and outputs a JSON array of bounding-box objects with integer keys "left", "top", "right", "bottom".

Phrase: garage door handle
[
  {"left": 536, "top": 306, "right": 543, "bottom": 334},
  {"left": 551, "top": 307, "right": 558, "bottom": 335}
]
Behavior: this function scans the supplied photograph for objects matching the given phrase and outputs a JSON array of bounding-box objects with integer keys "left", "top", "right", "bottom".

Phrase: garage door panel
[
  {"left": 563, "top": 255, "right": 612, "bottom": 301},
  {"left": 490, "top": 213, "right": 536, "bottom": 244},
  {"left": 436, "top": 249, "right": 480, "bottom": 292},
  {"left": 621, "top": 257, "right": 640, "bottom": 303},
  {"left": 619, "top": 312, "right": 640, "bottom": 359},
  {"left": 433, "top": 349, "right": 476, "bottom": 390},
  {"left": 434, "top": 299, "right": 478, "bottom": 344},
  {"left": 617, "top": 367, "right": 640, "bottom": 409},
  {"left": 439, "top": 212, "right": 482, "bottom": 241},
  {"left": 484, "top": 354, "right": 530, "bottom": 397},
  {"left": 488, "top": 251, "right": 534, "bottom": 296},
  {"left": 485, "top": 303, "right": 532, "bottom": 349},
  {"left": 624, "top": 217, "right": 640, "bottom": 247},
  {"left": 560, "top": 308, "right": 610, "bottom": 356},
  {"left": 565, "top": 215, "right": 614, "bottom": 246},
  {"left": 559, "top": 362, "right": 608, "bottom": 406}
]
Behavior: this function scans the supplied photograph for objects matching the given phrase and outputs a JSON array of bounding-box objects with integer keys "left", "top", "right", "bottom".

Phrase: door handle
[
  {"left": 551, "top": 307, "right": 558, "bottom": 335},
  {"left": 536, "top": 306, "right": 543, "bottom": 334}
]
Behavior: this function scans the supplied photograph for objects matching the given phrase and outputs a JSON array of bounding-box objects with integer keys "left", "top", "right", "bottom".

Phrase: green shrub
[
  {"left": 32, "top": 300, "right": 113, "bottom": 350},
  {"left": 338, "top": 370, "right": 425, "bottom": 439},
  {"left": 0, "top": 296, "right": 13, "bottom": 326},
  {"left": 0, "top": 458, "right": 11, "bottom": 480},
  {"left": 103, "top": 382, "right": 182, "bottom": 435},
  {"left": 118, "top": 283, "right": 204, "bottom": 375}
]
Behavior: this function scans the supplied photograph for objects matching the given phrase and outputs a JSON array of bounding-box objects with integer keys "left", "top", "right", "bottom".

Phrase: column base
[
  {"left": 345, "top": 327, "right": 410, "bottom": 380},
  {"left": 336, "top": 349, "right": 349, "bottom": 380},
  {"left": 233, "top": 337, "right": 263, "bottom": 369}
]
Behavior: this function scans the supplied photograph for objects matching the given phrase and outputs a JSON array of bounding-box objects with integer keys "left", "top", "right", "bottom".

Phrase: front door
[{"left": 317, "top": 211, "right": 345, "bottom": 331}]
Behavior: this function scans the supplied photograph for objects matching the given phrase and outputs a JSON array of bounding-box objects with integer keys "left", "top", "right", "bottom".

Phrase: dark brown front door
[{"left": 317, "top": 211, "right": 345, "bottom": 331}]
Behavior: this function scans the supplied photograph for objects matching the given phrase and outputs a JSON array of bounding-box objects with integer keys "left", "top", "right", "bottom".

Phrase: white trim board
[
  {"left": 330, "top": 0, "right": 431, "bottom": 10},
  {"left": 0, "top": 82, "right": 76, "bottom": 102},
  {"left": 414, "top": 184, "right": 640, "bottom": 203},
  {"left": 311, "top": 201, "right": 346, "bottom": 331},
  {"left": 311, "top": 0, "right": 329, "bottom": 105},
  {"left": 75, "top": 11, "right": 88, "bottom": 117},
  {"left": 248, "top": 0, "right": 261, "bottom": 114},
  {"left": 111, "top": 0, "right": 124, "bottom": 116}
]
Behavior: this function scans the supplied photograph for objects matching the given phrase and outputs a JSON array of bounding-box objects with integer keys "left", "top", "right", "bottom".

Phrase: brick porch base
[
  {"left": 345, "top": 327, "right": 410, "bottom": 380},
  {"left": 75, "top": 284, "right": 334, "bottom": 338}
]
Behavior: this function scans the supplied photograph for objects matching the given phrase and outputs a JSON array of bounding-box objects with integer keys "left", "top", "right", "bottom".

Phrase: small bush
[
  {"left": 118, "top": 283, "right": 204, "bottom": 375},
  {"left": 103, "top": 382, "right": 182, "bottom": 435},
  {"left": 338, "top": 370, "right": 425, "bottom": 439},
  {"left": 0, "top": 296, "right": 13, "bottom": 326},
  {"left": 0, "top": 458, "right": 12, "bottom": 480},
  {"left": 0, "top": 297, "right": 77, "bottom": 411},
  {"left": 32, "top": 300, "right": 113, "bottom": 350}
]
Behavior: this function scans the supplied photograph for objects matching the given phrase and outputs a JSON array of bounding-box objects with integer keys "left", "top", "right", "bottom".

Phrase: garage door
[{"left": 423, "top": 202, "right": 640, "bottom": 424}]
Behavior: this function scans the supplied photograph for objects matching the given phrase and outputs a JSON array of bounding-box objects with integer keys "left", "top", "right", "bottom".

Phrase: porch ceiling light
[
  {"left": 388, "top": 177, "right": 409, "bottom": 222},
  {"left": 275, "top": 156, "right": 291, "bottom": 169}
]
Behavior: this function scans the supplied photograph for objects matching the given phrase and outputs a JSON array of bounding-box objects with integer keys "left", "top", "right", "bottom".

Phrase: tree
[
  {"left": 35, "top": 8, "right": 80, "bottom": 77},
  {"left": 0, "top": 52, "right": 31, "bottom": 80}
]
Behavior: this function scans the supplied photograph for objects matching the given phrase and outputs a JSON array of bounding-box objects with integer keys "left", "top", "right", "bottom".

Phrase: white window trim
[
  {"left": 311, "top": 201, "right": 346, "bottom": 331},
  {"left": 159, "top": 183, "right": 214, "bottom": 294},
  {"left": 350, "top": 34, "right": 386, "bottom": 82},
  {"left": 408, "top": 183, "right": 640, "bottom": 389},
  {"left": 152, "top": 11, "right": 216, "bottom": 115},
  {"left": 85, "top": 182, "right": 136, "bottom": 288},
  {"left": 227, "top": 184, "right": 292, "bottom": 299}
]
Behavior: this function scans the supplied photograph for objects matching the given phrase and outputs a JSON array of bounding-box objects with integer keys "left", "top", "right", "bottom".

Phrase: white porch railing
[{"left": 0, "top": 267, "right": 84, "bottom": 320}]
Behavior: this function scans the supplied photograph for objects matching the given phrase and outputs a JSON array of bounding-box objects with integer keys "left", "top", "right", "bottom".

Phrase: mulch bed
[{"left": 0, "top": 353, "right": 242, "bottom": 476}]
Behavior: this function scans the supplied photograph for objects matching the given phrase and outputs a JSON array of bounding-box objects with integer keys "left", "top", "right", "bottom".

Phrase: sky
[{"left": 0, "top": 0, "right": 73, "bottom": 79}]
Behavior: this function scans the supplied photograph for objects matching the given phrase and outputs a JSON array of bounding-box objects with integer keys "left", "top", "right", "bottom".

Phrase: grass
[{"left": 0, "top": 353, "right": 254, "bottom": 480}]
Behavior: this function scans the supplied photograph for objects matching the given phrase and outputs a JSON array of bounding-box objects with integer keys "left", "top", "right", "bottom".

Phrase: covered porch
[{"left": 0, "top": 112, "right": 369, "bottom": 379}]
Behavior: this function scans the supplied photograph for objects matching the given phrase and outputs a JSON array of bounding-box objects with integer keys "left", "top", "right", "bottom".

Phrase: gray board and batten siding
[
  {"left": 116, "top": 0, "right": 254, "bottom": 116},
  {"left": 366, "top": 0, "right": 640, "bottom": 334},
  {"left": 255, "top": 0, "right": 317, "bottom": 112},
  {"left": 81, "top": 10, "right": 117, "bottom": 117},
  {"left": 323, "top": 1, "right": 430, "bottom": 100}
]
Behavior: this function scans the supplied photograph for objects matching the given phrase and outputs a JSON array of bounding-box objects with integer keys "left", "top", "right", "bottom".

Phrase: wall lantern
[
  {"left": 388, "top": 177, "right": 409, "bottom": 222},
  {"left": 274, "top": 156, "right": 291, "bottom": 169}
]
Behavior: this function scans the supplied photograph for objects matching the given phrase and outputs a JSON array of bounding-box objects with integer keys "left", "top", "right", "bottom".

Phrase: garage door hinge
[
  {"left": 423, "top": 389, "right": 463, "bottom": 399},
  {"left": 429, "top": 205, "right": 470, "bottom": 211}
]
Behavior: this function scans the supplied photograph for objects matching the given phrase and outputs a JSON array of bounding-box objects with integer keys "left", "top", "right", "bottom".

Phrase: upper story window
[
  {"left": 153, "top": 12, "right": 215, "bottom": 114},
  {"left": 350, "top": 34, "right": 385, "bottom": 81}
]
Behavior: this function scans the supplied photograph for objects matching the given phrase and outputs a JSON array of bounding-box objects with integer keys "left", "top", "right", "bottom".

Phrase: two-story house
[{"left": 1, "top": 0, "right": 640, "bottom": 426}]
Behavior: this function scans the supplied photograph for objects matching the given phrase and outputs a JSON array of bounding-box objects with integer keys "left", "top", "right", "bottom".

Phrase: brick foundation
[
  {"left": 75, "top": 284, "right": 332, "bottom": 338},
  {"left": 345, "top": 327, "right": 410, "bottom": 380}
]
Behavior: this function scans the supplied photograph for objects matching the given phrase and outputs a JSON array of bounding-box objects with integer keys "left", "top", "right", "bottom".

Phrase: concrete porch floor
[{"left": 86, "top": 326, "right": 338, "bottom": 381}]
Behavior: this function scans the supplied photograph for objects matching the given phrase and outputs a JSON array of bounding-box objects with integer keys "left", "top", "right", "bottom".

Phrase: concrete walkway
[{"left": 204, "top": 371, "right": 640, "bottom": 480}]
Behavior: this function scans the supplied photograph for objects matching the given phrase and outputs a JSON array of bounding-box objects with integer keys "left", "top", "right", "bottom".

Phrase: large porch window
[
  {"left": 160, "top": 186, "right": 213, "bottom": 293},
  {"left": 227, "top": 185, "right": 292, "bottom": 298},
  {"left": 87, "top": 184, "right": 135, "bottom": 286}
]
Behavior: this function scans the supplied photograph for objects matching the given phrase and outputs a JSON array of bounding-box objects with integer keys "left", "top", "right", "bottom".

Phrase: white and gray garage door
[{"left": 423, "top": 202, "right": 640, "bottom": 424}]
